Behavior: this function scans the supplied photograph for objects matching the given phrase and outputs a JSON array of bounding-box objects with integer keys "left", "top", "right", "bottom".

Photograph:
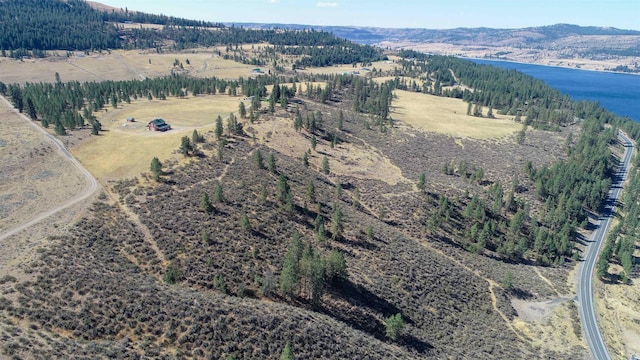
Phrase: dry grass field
[
  {"left": 299, "top": 58, "right": 400, "bottom": 76},
  {"left": 72, "top": 95, "right": 240, "bottom": 181},
  {"left": 512, "top": 298, "right": 586, "bottom": 356},
  {"left": 249, "top": 116, "right": 407, "bottom": 186},
  {"left": 0, "top": 49, "right": 265, "bottom": 84},
  {"left": 391, "top": 90, "right": 520, "bottom": 139},
  {"left": 0, "top": 101, "right": 86, "bottom": 233}
]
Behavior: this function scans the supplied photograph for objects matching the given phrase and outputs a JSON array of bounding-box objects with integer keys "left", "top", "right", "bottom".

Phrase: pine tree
[
  {"left": 267, "top": 153, "right": 276, "bottom": 173},
  {"left": 202, "top": 231, "right": 212, "bottom": 246},
  {"left": 322, "top": 156, "right": 330, "bottom": 175},
  {"left": 331, "top": 205, "right": 343, "bottom": 240},
  {"left": 302, "top": 151, "right": 309, "bottom": 168},
  {"left": 280, "top": 342, "right": 294, "bottom": 360},
  {"left": 300, "top": 244, "right": 325, "bottom": 305},
  {"left": 25, "top": 98, "right": 37, "bottom": 120},
  {"left": 384, "top": 313, "right": 405, "bottom": 341},
  {"left": 352, "top": 187, "right": 360, "bottom": 208},
  {"left": 310, "top": 135, "right": 317, "bottom": 151},
  {"left": 417, "top": 173, "right": 426, "bottom": 191},
  {"left": 200, "top": 192, "right": 214, "bottom": 213},
  {"left": 214, "top": 184, "right": 224, "bottom": 203},
  {"left": 150, "top": 157, "right": 162, "bottom": 181},
  {"left": 192, "top": 129, "right": 203, "bottom": 143},
  {"left": 215, "top": 115, "right": 223, "bottom": 140},
  {"left": 217, "top": 141, "right": 224, "bottom": 161},
  {"left": 54, "top": 122, "right": 66, "bottom": 135},
  {"left": 180, "top": 136, "right": 193, "bottom": 156},
  {"left": 306, "top": 181, "right": 316, "bottom": 204},
  {"left": 316, "top": 222, "right": 327, "bottom": 245},
  {"left": 277, "top": 174, "right": 290, "bottom": 204},
  {"left": 91, "top": 121, "right": 100, "bottom": 135},
  {"left": 254, "top": 149, "right": 264, "bottom": 169},
  {"left": 326, "top": 249, "right": 347, "bottom": 282},
  {"left": 516, "top": 125, "right": 526, "bottom": 145},
  {"left": 241, "top": 212, "right": 251, "bottom": 232},
  {"left": 238, "top": 101, "right": 247, "bottom": 118},
  {"left": 502, "top": 272, "right": 514, "bottom": 291},
  {"left": 280, "top": 235, "right": 303, "bottom": 298}
]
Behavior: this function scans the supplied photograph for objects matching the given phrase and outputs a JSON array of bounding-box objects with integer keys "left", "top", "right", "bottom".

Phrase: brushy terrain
[{"left": 0, "top": 88, "right": 588, "bottom": 358}]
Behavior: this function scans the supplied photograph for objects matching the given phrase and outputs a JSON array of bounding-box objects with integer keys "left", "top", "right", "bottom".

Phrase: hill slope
[{"left": 1, "top": 2, "right": 640, "bottom": 359}]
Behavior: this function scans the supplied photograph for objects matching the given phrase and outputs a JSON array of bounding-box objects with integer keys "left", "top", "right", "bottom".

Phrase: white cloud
[
  {"left": 268, "top": 0, "right": 279, "bottom": 3},
  {"left": 317, "top": 2, "right": 338, "bottom": 7}
]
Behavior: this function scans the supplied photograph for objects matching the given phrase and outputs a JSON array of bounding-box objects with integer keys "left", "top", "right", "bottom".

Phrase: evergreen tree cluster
[
  {"left": 2, "top": 74, "right": 270, "bottom": 134},
  {"left": 598, "top": 160, "right": 640, "bottom": 283},
  {"left": 280, "top": 232, "right": 347, "bottom": 306}
]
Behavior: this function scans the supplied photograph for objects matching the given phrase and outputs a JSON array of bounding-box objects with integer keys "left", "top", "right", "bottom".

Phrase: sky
[{"left": 100, "top": 0, "right": 640, "bottom": 30}]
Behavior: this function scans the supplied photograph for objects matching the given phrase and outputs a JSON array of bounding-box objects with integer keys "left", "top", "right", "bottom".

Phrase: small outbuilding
[{"left": 147, "top": 118, "right": 171, "bottom": 131}]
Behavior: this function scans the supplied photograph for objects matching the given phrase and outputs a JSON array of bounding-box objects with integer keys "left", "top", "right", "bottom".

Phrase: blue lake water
[{"left": 470, "top": 59, "right": 640, "bottom": 122}]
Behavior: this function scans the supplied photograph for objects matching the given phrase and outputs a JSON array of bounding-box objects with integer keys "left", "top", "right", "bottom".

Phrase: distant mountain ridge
[
  {"left": 228, "top": 23, "right": 640, "bottom": 45},
  {"left": 229, "top": 22, "right": 640, "bottom": 73}
]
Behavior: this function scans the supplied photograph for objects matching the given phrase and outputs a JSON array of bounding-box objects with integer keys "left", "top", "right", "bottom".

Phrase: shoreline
[
  {"left": 459, "top": 56, "right": 640, "bottom": 77},
  {"left": 457, "top": 57, "right": 640, "bottom": 122}
]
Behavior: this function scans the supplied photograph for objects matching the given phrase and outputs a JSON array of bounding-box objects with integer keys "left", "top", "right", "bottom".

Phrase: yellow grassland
[
  {"left": 72, "top": 95, "right": 241, "bottom": 181},
  {"left": 391, "top": 90, "right": 520, "bottom": 139}
]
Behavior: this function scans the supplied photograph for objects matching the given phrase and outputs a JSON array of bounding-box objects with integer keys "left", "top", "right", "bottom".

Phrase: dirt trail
[
  {"left": 0, "top": 95, "right": 99, "bottom": 243},
  {"left": 534, "top": 267, "right": 561, "bottom": 297},
  {"left": 411, "top": 234, "right": 527, "bottom": 342},
  {"left": 118, "top": 201, "right": 168, "bottom": 268}
]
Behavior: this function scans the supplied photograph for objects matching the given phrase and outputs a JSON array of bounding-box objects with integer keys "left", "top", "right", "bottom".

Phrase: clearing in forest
[
  {"left": 72, "top": 95, "right": 240, "bottom": 181},
  {"left": 391, "top": 90, "right": 520, "bottom": 139}
]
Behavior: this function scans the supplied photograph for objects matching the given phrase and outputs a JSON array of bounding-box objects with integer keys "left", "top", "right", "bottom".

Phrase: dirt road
[{"left": 0, "top": 95, "right": 99, "bottom": 243}]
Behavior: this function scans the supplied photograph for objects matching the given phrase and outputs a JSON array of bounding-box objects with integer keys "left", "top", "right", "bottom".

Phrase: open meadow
[
  {"left": 72, "top": 95, "right": 241, "bottom": 181},
  {"left": 0, "top": 49, "right": 266, "bottom": 84},
  {"left": 391, "top": 90, "right": 520, "bottom": 139},
  {"left": 298, "top": 57, "right": 400, "bottom": 76}
]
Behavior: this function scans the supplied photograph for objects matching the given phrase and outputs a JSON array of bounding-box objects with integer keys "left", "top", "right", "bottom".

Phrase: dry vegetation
[
  {"left": 391, "top": 90, "right": 520, "bottom": 139},
  {"left": 299, "top": 57, "right": 400, "bottom": 76},
  {"left": 0, "top": 45, "right": 627, "bottom": 359},
  {"left": 0, "top": 101, "right": 86, "bottom": 232},
  {"left": 72, "top": 95, "right": 239, "bottom": 181},
  {"left": 0, "top": 48, "right": 268, "bottom": 84},
  {"left": 596, "top": 262, "right": 640, "bottom": 358}
]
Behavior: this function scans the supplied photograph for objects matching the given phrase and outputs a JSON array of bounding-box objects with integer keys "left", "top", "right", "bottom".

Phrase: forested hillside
[{"left": 0, "top": 0, "right": 384, "bottom": 67}]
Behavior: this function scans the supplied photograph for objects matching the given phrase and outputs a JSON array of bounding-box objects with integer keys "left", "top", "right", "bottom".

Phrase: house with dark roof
[{"left": 146, "top": 118, "right": 171, "bottom": 131}]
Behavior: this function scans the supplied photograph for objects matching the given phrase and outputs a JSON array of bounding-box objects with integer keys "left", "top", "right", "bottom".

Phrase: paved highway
[
  {"left": 0, "top": 95, "right": 99, "bottom": 243},
  {"left": 577, "top": 131, "right": 634, "bottom": 360}
]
